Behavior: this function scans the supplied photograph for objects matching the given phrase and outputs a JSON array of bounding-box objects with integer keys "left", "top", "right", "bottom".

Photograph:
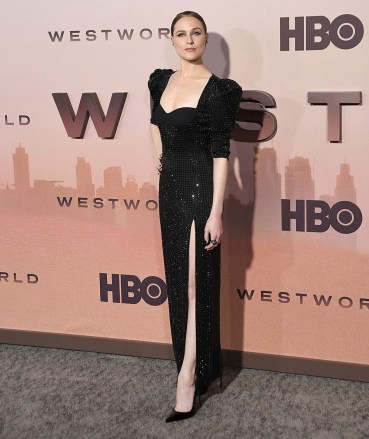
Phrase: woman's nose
[{"left": 186, "top": 35, "right": 194, "bottom": 44}]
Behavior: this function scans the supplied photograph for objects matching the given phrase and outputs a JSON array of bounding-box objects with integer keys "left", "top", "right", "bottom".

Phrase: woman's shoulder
[{"left": 148, "top": 68, "right": 174, "bottom": 92}]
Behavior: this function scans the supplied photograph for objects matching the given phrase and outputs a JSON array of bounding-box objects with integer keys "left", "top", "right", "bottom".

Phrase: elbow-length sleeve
[
  {"left": 208, "top": 78, "right": 242, "bottom": 160},
  {"left": 148, "top": 68, "right": 164, "bottom": 125}
]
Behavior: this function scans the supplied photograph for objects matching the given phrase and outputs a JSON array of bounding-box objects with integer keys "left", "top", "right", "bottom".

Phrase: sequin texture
[{"left": 148, "top": 68, "right": 242, "bottom": 394}]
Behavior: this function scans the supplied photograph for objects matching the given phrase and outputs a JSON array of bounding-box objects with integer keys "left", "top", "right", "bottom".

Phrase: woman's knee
[{"left": 188, "top": 283, "right": 196, "bottom": 301}]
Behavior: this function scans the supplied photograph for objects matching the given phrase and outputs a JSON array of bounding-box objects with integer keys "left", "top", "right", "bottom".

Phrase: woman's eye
[{"left": 176, "top": 32, "right": 201, "bottom": 37}]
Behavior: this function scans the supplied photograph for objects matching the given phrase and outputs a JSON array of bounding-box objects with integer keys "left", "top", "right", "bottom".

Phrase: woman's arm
[
  {"left": 204, "top": 157, "right": 228, "bottom": 250},
  {"left": 150, "top": 123, "right": 162, "bottom": 159},
  {"left": 204, "top": 78, "right": 242, "bottom": 250}
]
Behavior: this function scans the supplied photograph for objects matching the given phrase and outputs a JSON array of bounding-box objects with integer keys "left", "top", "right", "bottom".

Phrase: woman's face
[{"left": 172, "top": 16, "right": 207, "bottom": 61}]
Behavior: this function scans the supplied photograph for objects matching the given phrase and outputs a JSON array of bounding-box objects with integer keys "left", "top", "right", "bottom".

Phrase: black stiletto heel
[
  {"left": 219, "top": 369, "right": 223, "bottom": 390},
  {"left": 165, "top": 386, "right": 199, "bottom": 423}
]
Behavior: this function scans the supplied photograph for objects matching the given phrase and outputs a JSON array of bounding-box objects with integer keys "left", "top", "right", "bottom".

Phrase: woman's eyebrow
[{"left": 175, "top": 28, "right": 202, "bottom": 32}]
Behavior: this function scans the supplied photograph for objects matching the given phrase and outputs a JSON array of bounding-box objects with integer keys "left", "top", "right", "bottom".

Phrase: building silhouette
[
  {"left": 333, "top": 163, "right": 357, "bottom": 251},
  {"left": 12, "top": 143, "right": 30, "bottom": 191},
  {"left": 285, "top": 156, "right": 315, "bottom": 200},
  {"left": 334, "top": 163, "right": 356, "bottom": 203},
  {"left": 76, "top": 157, "right": 95, "bottom": 198},
  {"left": 96, "top": 166, "right": 124, "bottom": 199},
  {"left": 255, "top": 147, "right": 281, "bottom": 231},
  {"left": 318, "top": 162, "right": 358, "bottom": 251},
  {"left": 139, "top": 181, "right": 156, "bottom": 202},
  {"left": 124, "top": 175, "right": 139, "bottom": 199}
]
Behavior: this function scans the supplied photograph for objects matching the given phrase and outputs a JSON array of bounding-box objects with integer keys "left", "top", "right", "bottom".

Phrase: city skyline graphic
[
  {"left": 1, "top": 143, "right": 360, "bottom": 251},
  {"left": 3, "top": 143, "right": 357, "bottom": 200}
]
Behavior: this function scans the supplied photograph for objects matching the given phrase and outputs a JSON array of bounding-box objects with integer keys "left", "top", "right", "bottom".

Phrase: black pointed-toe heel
[
  {"left": 165, "top": 405, "right": 195, "bottom": 423},
  {"left": 165, "top": 387, "right": 200, "bottom": 423}
]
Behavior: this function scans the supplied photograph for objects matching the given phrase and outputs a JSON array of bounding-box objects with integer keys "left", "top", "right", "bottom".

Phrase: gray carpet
[{"left": 0, "top": 344, "right": 368, "bottom": 439}]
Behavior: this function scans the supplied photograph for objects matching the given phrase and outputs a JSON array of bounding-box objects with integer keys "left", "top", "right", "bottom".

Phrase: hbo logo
[
  {"left": 99, "top": 273, "right": 167, "bottom": 306},
  {"left": 281, "top": 199, "right": 362, "bottom": 234},
  {"left": 280, "top": 14, "right": 364, "bottom": 51}
]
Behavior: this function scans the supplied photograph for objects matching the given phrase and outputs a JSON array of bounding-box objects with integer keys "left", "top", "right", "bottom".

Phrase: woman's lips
[{"left": 185, "top": 48, "right": 196, "bottom": 51}]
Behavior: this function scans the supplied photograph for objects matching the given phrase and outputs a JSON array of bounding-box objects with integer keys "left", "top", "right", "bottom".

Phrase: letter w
[
  {"left": 56, "top": 196, "right": 72, "bottom": 207},
  {"left": 52, "top": 92, "right": 127, "bottom": 139},
  {"left": 313, "top": 294, "right": 332, "bottom": 306},
  {"left": 237, "top": 289, "right": 255, "bottom": 300}
]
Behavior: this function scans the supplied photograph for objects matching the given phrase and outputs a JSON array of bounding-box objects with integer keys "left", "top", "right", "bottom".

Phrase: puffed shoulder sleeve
[
  {"left": 208, "top": 78, "right": 242, "bottom": 160},
  {"left": 148, "top": 68, "right": 163, "bottom": 95},
  {"left": 148, "top": 68, "right": 164, "bottom": 125}
]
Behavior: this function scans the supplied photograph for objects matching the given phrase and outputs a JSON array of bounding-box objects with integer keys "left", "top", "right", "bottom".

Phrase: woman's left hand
[{"left": 204, "top": 214, "right": 222, "bottom": 250}]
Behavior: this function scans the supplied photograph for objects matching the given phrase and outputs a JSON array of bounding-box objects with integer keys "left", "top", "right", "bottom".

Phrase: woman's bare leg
[{"left": 175, "top": 219, "right": 196, "bottom": 411}]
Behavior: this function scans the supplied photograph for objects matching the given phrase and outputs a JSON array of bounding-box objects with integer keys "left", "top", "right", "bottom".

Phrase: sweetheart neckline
[
  {"left": 159, "top": 70, "right": 214, "bottom": 114},
  {"left": 158, "top": 102, "right": 196, "bottom": 114}
]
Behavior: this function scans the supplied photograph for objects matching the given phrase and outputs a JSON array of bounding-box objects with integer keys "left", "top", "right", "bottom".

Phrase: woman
[{"left": 148, "top": 11, "right": 242, "bottom": 422}]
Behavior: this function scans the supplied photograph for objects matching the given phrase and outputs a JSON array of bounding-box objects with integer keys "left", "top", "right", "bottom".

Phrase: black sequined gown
[{"left": 148, "top": 68, "right": 242, "bottom": 394}]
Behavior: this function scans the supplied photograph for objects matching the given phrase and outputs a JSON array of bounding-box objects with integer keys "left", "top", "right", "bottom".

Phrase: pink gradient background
[{"left": 1, "top": 0, "right": 368, "bottom": 365}]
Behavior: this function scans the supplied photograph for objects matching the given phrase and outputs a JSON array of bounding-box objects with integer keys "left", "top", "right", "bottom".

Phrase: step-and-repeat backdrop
[{"left": 1, "top": 0, "right": 368, "bottom": 371}]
